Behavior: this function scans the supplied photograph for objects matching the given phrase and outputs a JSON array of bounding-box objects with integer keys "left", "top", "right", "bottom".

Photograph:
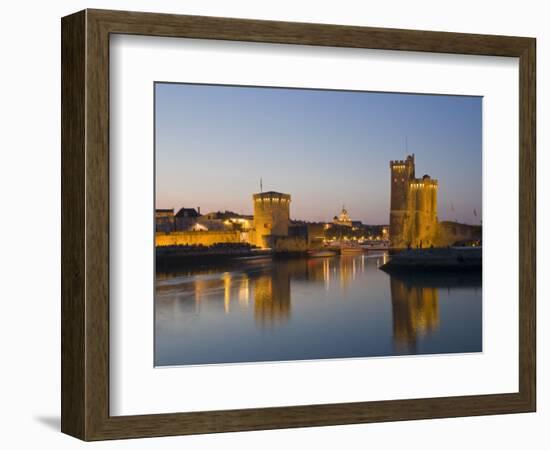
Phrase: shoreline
[{"left": 380, "top": 247, "right": 482, "bottom": 272}]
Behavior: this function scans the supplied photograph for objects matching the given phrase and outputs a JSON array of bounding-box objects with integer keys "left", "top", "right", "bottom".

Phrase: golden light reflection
[
  {"left": 338, "top": 256, "right": 355, "bottom": 291},
  {"left": 194, "top": 277, "right": 206, "bottom": 309},
  {"left": 223, "top": 272, "right": 232, "bottom": 314},
  {"left": 164, "top": 253, "right": 388, "bottom": 327},
  {"left": 301, "top": 253, "right": 378, "bottom": 293},
  {"left": 390, "top": 276, "right": 439, "bottom": 350},
  {"left": 323, "top": 258, "right": 331, "bottom": 291},
  {"left": 238, "top": 276, "right": 250, "bottom": 306},
  {"left": 253, "top": 270, "right": 291, "bottom": 326}
]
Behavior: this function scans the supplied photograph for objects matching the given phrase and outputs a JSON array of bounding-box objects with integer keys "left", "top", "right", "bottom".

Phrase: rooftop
[
  {"left": 175, "top": 207, "right": 200, "bottom": 218},
  {"left": 253, "top": 191, "right": 291, "bottom": 199}
]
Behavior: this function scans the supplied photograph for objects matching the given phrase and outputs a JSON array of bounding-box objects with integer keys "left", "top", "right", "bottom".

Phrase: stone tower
[
  {"left": 389, "top": 154, "right": 438, "bottom": 248},
  {"left": 389, "top": 155, "right": 415, "bottom": 248},
  {"left": 252, "top": 191, "right": 291, "bottom": 248}
]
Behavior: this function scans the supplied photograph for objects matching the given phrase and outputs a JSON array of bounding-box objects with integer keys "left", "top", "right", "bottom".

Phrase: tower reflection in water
[
  {"left": 253, "top": 269, "right": 291, "bottom": 326},
  {"left": 156, "top": 256, "right": 480, "bottom": 349},
  {"left": 156, "top": 254, "right": 482, "bottom": 365},
  {"left": 390, "top": 276, "right": 439, "bottom": 351},
  {"left": 156, "top": 255, "right": 375, "bottom": 327}
]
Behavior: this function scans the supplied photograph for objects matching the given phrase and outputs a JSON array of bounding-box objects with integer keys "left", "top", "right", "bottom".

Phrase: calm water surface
[{"left": 155, "top": 253, "right": 482, "bottom": 366}]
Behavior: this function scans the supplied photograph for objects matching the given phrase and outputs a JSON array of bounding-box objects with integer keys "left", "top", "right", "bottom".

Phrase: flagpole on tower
[{"left": 450, "top": 202, "right": 456, "bottom": 222}]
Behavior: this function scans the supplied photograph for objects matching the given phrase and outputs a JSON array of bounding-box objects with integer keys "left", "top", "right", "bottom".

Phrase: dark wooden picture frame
[{"left": 61, "top": 9, "right": 536, "bottom": 441}]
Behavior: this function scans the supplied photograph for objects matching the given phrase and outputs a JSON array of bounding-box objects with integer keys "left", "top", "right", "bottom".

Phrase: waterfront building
[
  {"left": 174, "top": 207, "right": 201, "bottom": 231},
  {"left": 202, "top": 210, "right": 253, "bottom": 231},
  {"left": 333, "top": 206, "right": 353, "bottom": 227},
  {"left": 155, "top": 208, "right": 175, "bottom": 232}
]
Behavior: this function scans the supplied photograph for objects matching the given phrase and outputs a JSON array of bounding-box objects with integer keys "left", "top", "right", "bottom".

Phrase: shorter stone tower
[
  {"left": 411, "top": 175, "right": 438, "bottom": 247},
  {"left": 252, "top": 191, "right": 291, "bottom": 248}
]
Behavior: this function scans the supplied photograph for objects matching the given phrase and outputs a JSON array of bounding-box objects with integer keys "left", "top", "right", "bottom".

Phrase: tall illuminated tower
[{"left": 389, "top": 154, "right": 438, "bottom": 248}]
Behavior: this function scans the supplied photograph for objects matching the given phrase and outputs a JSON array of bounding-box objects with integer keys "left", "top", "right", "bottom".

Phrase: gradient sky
[{"left": 155, "top": 83, "right": 482, "bottom": 225}]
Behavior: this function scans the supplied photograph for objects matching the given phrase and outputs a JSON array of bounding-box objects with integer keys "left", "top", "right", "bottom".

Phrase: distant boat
[
  {"left": 340, "top": 243, "right": 364, "bottom": 255},
  {"left": 360, "top": 242, "right": 389, "bottom": 251},
  {"left": 308, "top": 249, "right": 338, "bottom": 258}
]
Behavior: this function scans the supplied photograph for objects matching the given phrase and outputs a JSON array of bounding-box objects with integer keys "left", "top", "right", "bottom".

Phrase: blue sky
[{"left": 155, "top": 83, "right": 482, "bottom": 225}]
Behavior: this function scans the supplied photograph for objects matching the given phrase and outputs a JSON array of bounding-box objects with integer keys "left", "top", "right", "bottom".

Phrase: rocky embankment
[{"left": 380, "top": 247, "right": 482, "bottom": 272}]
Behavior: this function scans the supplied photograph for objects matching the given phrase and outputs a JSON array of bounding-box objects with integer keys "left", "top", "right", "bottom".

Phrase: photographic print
[{"left": 154, "top": 83, "right": 482, "bottom": 367}]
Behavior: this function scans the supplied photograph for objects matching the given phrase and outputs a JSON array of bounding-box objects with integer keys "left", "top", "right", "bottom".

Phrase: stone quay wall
[{"left": 155, "top": 230, "right": 242, "bottom": 247}]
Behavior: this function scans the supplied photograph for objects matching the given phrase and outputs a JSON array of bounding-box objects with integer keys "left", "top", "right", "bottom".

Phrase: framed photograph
[{"left": 61, "top": 9, "right": 536, "bottom": 440}]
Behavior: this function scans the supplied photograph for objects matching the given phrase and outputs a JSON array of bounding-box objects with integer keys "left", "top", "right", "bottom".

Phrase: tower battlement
[
  {"left": 253, "top": 191, "right": 291, "bottom": 203},
  {"left": 390, "top": 154, "right": 415, "bottom": 180},
  {"left": 410, "top": 178, "right": 438, "bottom": 188},
  {"left": 390, "top": 160, "right": 408, "bottom": 167},
  {"left": 390, "top": 154, "right": 415, "bottom": 168}
]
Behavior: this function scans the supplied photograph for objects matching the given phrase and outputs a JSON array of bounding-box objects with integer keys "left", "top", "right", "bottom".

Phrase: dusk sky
[{"left": 155, "top": 83, "right": 482, "bottom": 225}]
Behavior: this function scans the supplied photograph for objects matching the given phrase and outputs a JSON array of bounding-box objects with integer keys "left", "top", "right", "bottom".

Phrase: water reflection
[
  {"left": 390, "top": 271, "right": 482, "bottom": 353},
  {"left": 155, "top": 253, "right": 482, "bottom": 366},
  {"left": 156, "top": 256, "right": 369, "bottom": 327},
  {"left": 390, "top": 276, "right": 439, "bottom": 351}
]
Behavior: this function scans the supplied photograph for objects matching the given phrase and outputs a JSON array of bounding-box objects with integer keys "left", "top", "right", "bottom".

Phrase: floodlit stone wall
[{"left": 155, "top": 230, "right": 242, "bottom": 247}]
